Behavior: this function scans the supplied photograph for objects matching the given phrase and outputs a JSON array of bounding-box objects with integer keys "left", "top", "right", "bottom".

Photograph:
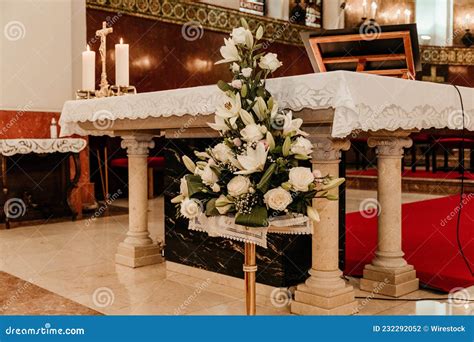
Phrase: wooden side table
[{"left": 0, "top": 138, "right": 87, "bottom": 229}]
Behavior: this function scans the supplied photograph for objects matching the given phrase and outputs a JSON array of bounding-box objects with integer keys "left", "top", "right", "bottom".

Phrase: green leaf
[
  {"left": 256, "top": 163, "right": 276, "bottom": 193},
  {"left": 282, "top": 136, "right": 291, "bottom": 157},
  {"left": 295, "top": 154, "right": 310, "bottom": 160},
  {"left": 326, "top": 194, "right": 339, "bottom": 201},
  {"left": 185, "top": 174, "right": 204, "bottom": 197},
  {"left": 241, "top": 83, "right": 248, "bottom": 98},
  {"left": 217, "top": 80, "right": 232, "bottom": 92},
  {"left": 206, "top": 198, "right": 220, "bottom": 216},
  {"left": 235, "top": 206, "right": 268, "bottom": 227}
]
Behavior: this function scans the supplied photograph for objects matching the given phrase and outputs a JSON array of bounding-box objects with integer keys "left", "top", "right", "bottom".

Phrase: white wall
[
  {"left": 0, "top": 0, "right": 86, "bottom": 112},
  {"left": 416, "top": 0, "right": 453, "bottom": 46}
]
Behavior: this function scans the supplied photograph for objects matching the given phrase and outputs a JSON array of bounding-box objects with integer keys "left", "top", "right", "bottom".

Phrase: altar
[{"left": 59, "top": 70, "right": 474, "bottom": 315}]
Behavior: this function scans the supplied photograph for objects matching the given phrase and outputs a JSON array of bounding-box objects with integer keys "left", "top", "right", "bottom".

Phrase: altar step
[{"left": 347, "top": 169, "right": 474, "bottom": 195}]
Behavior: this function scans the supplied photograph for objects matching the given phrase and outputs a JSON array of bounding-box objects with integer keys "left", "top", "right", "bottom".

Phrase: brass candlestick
[
  {"left": 110, "top": 85, "right": 137, "bottom": 96},
  {"left": 244, "top": 241, "right": 257, "bottom": 315},
  {"left": 76, "top": 22, "right": 137, "bottom": 100}
]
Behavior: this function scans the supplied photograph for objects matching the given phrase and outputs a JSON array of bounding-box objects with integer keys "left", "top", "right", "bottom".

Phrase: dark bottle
[
  {"left": 290, "top": 0, "right": 306, "bottom": 25},
  {"left": 305, "top": 0, "right": 321, "bottom": 27}
]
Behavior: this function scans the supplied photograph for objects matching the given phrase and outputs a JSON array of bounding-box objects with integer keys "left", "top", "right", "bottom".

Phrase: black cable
[{"left": 452, "top": 84, "right": 474, "bottom": 277}]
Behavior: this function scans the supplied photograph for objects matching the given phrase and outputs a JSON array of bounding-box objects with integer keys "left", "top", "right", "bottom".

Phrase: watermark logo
[
  {"left": 174, "top": 278, "right": 211, "bottom": 314},
  {"left": 448, "top": 109, "right": 471, "bottom": 129},
  {"left": 92, "top": 287, "right": 115, "bottom": 308},
  {"left": 270, "top": 288, "right": 292, "bottom": 308},
  {"left": 92, "top": 110, "right": 114, "bottom": 130},
  {"left": 181, "top": 21, "right": 204, "bottom": 42},
  {"left": 359, "top": 21, "right": 382, "bottom": 41},
  {"left": 4, "top": 21, "right": 26, "bottom": 41},
  {"left": 448, "top": 287, "right": 471, "bottom": 307},
  {"left": 359, "top": 198, "right": 381, "bottom": 218},
  {"left": 4, "top": 198, "right": 27, "bottom": 219}
]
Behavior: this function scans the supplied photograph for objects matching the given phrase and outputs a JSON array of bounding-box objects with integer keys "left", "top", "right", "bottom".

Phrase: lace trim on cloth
[
  {"left": 59, "top": 71, "right": 474, "bottom": 139},
  {"left": 188, "top": 214, "right": 313, "bottom": 248},
  {"left": 0, "top": 139, "right": 87, "bottom": 156}
]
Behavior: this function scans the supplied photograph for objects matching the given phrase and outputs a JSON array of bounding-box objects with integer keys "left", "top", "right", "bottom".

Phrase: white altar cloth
[
  {"left": 0, "top": 138, "right": 87, "bottom": 156},
  {"left": 189, "top": 214, "right": 313, "bottom": 248},
  {"left": 59, "top": 71, "right": 474, "bottom": 138}
]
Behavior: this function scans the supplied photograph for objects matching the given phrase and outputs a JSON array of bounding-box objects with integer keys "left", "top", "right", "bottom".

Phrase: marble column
[
  {"left": 291, "top": 136, "right": 357, "bottom": 315},
  {"left": 115, "top": 135, "right": 163, "bottom": 268},
  {"left": 360, "top": 135, "right": 419, "bottom": 297}
]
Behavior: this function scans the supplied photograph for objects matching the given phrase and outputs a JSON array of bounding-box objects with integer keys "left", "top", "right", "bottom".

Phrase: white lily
[
  {"left": 239, "top": 109, "right": 255, "bottom": 125},
  {"left": 235, "top": 142, "right": 268, "bottom": 175},
  {"left": 269, "top": 98, "right": 279, "bottom": 119},
  {"left": 215, "top": 38, "right": 241, "bottom": 64},
  {"left": 252, "top": 97, "right": 268, "bottom": 121},
  {"left": 283, "top": 111, "right": 309, "bottom": 137},
  {"left": 208, "top": 115, "right": 231, "bottom": 132},
  {"left": 209, "top": 93, "right": 241, "bottom": 131}
]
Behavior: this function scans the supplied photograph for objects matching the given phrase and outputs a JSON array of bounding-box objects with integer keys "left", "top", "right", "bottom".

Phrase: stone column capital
[
  {"left": 310, "top": 137, "right": 351, "bottom": 162},
  {"left": 121, "top": 135, "right": 155, "bottom": 156},
  {"left": 367, "top": 136, "right": 412, "bottom": 158}
]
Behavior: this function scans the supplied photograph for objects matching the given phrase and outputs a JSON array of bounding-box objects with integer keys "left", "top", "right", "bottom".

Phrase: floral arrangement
[{"left": 172, "top": 19, "right": 344, "bottom": 228}]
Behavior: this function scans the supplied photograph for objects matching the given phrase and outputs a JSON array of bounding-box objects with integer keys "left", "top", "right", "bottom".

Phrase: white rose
[
  {"left": 290, "top": 137, "right": 313, "bottom": 156},
  {"left": 201, "top": 164, "right": 218, "bottom": 186},
  {"left": 241, "top": 67, "right": 252, "bottom": 78},
  {"left": 180, "top": 177, "right": 189, "bottom": 197},
  {"left": 211, "top": 183, "right": 221, "bottom": 192},
  {"left": 180, "top": 198, "right": 202, "bottom": 219},
  {"left": 231, "top": 27, "right": 252, "bottom": 47},
  {"left": 240, "top": 123, "right": 265, "bottom": 142},
  {"left": 227, "top": 175, "right": 251, "bottom": 197},
  {"left": 259, "top": 53, "right": 282, "bottom": 72},
  {"left": 212, "top": 143, "right": 233, "bottom": 163},
  {"left": 264, "top": 187, "right": 293, "bottom": 211},
  {"left": 231, "top": 80, "right": 242, "bottom": 89},
  {"left": 231, "top": 62, "right": 240, "bottom": 72},
  {"left": 313, "top": 169, "right": 323, "bottom": 182},
  {"left": 289, "top": 167, "right": 314, "bottom": 192}
]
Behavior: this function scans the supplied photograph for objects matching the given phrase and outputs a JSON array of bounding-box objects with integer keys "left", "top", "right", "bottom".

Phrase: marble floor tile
[{"left": 0, "top": 194, "right": 462, "bottom": 316}]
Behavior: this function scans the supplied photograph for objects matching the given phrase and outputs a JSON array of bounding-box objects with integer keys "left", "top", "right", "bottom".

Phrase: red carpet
[
  {"left": 348, "top": 169, "right": 474, "bottom": 180},
  {"left": 345, "top": 194, "right": 474, "bottom": 292}
]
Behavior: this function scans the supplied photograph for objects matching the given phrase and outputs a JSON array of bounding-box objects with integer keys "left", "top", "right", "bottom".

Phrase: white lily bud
[
  {"left": 321, "top": 178, "right": 345, "bottom": 191},
  {"left": 182, "top": 155, "right": 196, "bottom": 173},
  {"left": 239, "top": 109, "right": 255, "bottom": 125},
  {"left": 307, "top": 206, "right": 320, "bottom": 222},
  {"left": 266, "top": 131, "right": 275, "bottom": 150}
]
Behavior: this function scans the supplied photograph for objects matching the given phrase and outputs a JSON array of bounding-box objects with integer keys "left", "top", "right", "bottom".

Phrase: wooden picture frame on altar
[
  {"left": 239, "top": 0, "right": 265, "bottom": 16},
  {"left": 301, "top": 24, "right": 422, "bottom": 79}
]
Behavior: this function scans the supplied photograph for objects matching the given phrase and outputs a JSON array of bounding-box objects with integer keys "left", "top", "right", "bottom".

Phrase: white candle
[
  {"left": 404, "top": 9, "right": 411, "bottom": 24},
  {"left": 82, "top": 45, "right": 95, "bottom": 91},
  {"left": 115, "top": 38, "right": 129, "bottom": 87},
  {"left": 370, "top": 1, "right": 377, "bottom": 19},
  {"left": 50, "top": 118, "right": 58, "bottom": 139},
  {"left": 395, "top": 9, "right": 401, "bottom": 24},
  {"left": 465, "top": 14, "right": 472, "bottom": 30},
  {"left": 362, "top": 0, "right": 368, "bottom": 18}
]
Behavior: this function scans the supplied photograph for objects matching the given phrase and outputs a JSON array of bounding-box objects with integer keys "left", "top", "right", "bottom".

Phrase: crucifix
[
  {"left": 422, "top": 65, "right": 445, "bottom": 83},
  {"left": 95, "top": 21, "right": 113, "bottom": 98}
]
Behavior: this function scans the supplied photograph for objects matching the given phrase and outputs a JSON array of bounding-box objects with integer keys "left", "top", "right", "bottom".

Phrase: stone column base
[
  {"left": 360, "top": 264, "right": 419, "bottom": 297},
  {"left": 291, "top": 284, "right": 358, "bottom": 315},
  {"left": 115, "top": 242, "right": 163, "bottom": 268}
]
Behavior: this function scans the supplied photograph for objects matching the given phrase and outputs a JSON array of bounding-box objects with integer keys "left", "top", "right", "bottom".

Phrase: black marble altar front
[{"left": 163, "top": 138, "right": 312, "bottom": 287}]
